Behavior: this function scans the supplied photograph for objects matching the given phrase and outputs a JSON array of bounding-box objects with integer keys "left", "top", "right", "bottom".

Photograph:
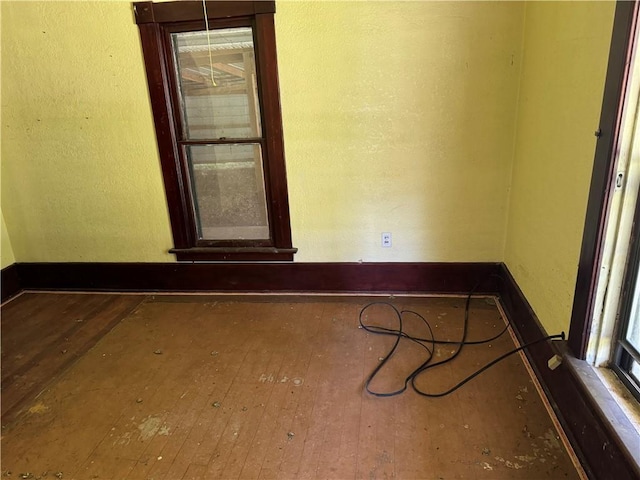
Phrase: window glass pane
[
  {"left": 626, "top": 270, "right": 640, "bottom": 353},
  {"left": 187, "top": 144, "right": 269, "bottom": 240},
  {"left": 172, "top": 27, "right": 262, "bottom": 139},
  {"left": 631, "top": 359, "right": 640, "bottom": 384}
]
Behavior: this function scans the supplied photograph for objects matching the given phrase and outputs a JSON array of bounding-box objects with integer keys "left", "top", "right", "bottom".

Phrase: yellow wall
[
  {"left": 0, "top": 0, "right": 618, "bottom": 321},
  {"left": 1, "top": 1, "right": 175, "bottom": 262},
  {"left": 1, "top": 1, "right": 524, "bottom": 263},
  {"left": 277, "top": 1, "right": 524, "bottom": 261},
  {"left": 504, "top": 1, "right": 615, "bottom": 335},
  {"left": 1, "top": 209, "right": 16, "bottom": 269}
]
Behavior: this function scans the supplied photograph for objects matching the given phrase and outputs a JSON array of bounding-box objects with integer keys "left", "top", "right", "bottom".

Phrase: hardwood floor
[
  {"left": 1, "top": 293, "right": 145, "bottom": 427},
  {"left": 1, "top": 293, "right": 582, "bottom": 479}
]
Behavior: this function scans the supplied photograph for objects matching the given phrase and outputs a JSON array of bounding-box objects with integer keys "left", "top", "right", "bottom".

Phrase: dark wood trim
[
  {"left": 138, "top": 21, "right": 193, "bottom": 249},
  {"left": 170, "top": 246, "right": 297, "bottom": 261},
  {"left": 133, "top": 1, "right": 275, "bottom": 25},
  {"left": 135, "top": 2, "right": 295, "bottom": 260},
  {"left": 254, "top": 12, "right": 294, "bottom": 250},
  {"left": 569, "top": 0, "right": 640, "bottom": 358},
  {"left": 14, "top": 262, "right": 500, "bottom": 294},
  {"left": 498, "top": 264, "right": 638, "bottom": 480},
  {"left": 1, "top": 264, "right": 22, "bottom": 303}
]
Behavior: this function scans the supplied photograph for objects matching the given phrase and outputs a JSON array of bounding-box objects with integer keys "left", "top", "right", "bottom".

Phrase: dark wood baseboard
[
  {"left": 498, "top": 264, "right": 638, "bottom": 480},
  {"left": 14, "top": 261, "right": 501, "bottom": 294},
  {"left": 1, "top": 264, "right": 21, "bottom": 303}
]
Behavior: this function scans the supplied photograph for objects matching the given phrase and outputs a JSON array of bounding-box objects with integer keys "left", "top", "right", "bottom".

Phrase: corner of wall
[
  {"left": 1, "top": 209, "right": 17, "bottom": 269},
  {"left": 502, "top": 1, "right": 616, "bottom": 335},
  {"left": 501, "top": 2, "right": 528, "bottom": 262}
]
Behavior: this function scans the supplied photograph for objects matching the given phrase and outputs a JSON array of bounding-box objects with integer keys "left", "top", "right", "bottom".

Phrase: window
[
  {"left": 572, "top": 0, "right": 640, "bottom": 404},
  {"left": 134, "top": 1, "right": 296, "bottom": 261},
  {"left": 612, "top": 200, "right": 640, "bottom": 401}
]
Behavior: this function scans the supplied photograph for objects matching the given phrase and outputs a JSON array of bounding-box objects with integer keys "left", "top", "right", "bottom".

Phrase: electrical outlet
[{"left": 382, "top": 232, "right": 392, "bottom": 248}]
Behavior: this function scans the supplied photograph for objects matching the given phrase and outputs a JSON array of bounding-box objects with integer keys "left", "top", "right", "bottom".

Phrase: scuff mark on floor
[
  {"left": 113, "top": 431, "right": 132, "bottom": 446},
  {"left": 515, "top": 454, "right": 537, "bottom": 463},
  {"left": 540, "top": 428, "right": 562, "bottom": 451},
  {"left": 27, "top": 403, "right": 49, "bottom": 415},
  {"left": 495, "top": 456, "right": 524, "bottom": 469},
  {"left": 368, "top": 450, "right": 392, "bottom": 479},
  {"left": 481, "top": 461, "right": 493, "bottom": 470},
  {"left": 259, "top": 373, "right": 275, "bottom": 383},
  {"left": 138, "top": 415, "right": 162, "bottom": 440}
]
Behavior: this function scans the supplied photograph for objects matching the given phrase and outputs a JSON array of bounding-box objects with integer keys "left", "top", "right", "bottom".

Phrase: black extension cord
[{"left": 358, "top": 291, "right": 564, "bottom": 398}]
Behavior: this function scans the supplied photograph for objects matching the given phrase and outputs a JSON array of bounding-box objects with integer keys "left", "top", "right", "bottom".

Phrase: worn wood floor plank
[
  {"left": 1, "top": 293, "right": 145, "bottom": 427},
  {"left": 0, "top": 294, "right": 582, "bottom": 479},
  {"left": 1, "top": 294, "right": 108, "bottom": 385}
]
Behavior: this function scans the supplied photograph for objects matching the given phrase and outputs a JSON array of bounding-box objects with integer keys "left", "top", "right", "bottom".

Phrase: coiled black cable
[{"left": 359, "top": 290, "right": 564, "bottom": 398}]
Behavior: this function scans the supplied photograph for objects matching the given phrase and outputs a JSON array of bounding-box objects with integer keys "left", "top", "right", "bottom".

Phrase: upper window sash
[{"left": 163, "top": 19, "right": 264, "bottom": 144}]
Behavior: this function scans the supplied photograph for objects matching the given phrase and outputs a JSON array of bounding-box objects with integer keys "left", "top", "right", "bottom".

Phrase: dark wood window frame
[
  {"left": 134, "top": 1, "right": 297, "bottom": 261},
  {"left": 570, "top": 0, "right": 639, "bottom": 357}
]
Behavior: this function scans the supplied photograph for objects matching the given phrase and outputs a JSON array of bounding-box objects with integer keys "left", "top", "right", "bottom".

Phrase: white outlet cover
[{"left": 382, "top": 232, "right": 392, "bottom": 247}]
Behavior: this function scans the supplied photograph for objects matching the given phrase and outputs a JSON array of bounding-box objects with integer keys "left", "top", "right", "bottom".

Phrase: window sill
[
  {"left": 169, "top": 247, "right": 297, "bottom": 262},
  {"left": 566, "top": 356, "right": 640, "bottom": 477}
]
